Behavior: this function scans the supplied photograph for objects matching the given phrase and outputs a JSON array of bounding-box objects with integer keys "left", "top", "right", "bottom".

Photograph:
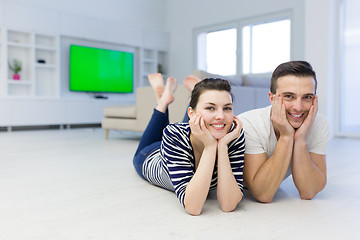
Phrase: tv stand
[
  {"left": 94, "top": 95, "right": 108, "bottom": 99},
  {"left": 92, "top": 93, "right": 108, "bottom": 99}
]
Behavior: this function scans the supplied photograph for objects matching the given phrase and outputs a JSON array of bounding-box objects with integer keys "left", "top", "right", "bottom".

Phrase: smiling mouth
[
  {"left": 288, "top": 113, "right": 304, "bottom": 118},
  {"left": 211, "top": 124, "right": 225, "bottom": 130}
]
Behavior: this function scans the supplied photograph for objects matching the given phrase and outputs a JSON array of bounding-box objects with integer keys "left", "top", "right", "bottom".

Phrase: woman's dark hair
[
  {"left": 270, "top": 61, "right": 317, "bottom": 94},
  {"left": 189, "top": 78, "right": 233, "bottom": 109}
]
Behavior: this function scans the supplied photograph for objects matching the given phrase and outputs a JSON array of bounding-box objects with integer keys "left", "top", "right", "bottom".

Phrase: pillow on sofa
[
  {"left": 241, "top": 73, "right": 271, "bottom": 88},
  {"left": 104, "top": 105, "right": 136, "bottom": 118},
  {"left": 192, "top": 70, "right": 243, "bottom": 86}
]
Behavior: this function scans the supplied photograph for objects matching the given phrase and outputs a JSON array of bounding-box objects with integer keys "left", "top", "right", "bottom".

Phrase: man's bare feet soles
[
  {"left": 183, "top": 75, "right": 201, "bottom": 92},
  {"left": 148, "top": 73, "right": 164, "bottom": 102}
]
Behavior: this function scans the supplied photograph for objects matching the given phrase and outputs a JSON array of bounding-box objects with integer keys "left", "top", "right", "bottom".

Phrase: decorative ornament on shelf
[
  {"left": 157, "top": 63, "right": 163, "bottom": 74},
  {"left": 8, "top": 59, "right": 22, "bottom": 80}
]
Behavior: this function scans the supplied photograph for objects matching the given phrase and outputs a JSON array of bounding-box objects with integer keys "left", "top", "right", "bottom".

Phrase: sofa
[
  {"left": 192, "top": 70, "right": 271, "bottom": 115},
  {"left": 101, "top": 71, "right": 270, "bottom": 138},
  {"left": 102, "top": 85, "right": 190, "bottom": 139}
]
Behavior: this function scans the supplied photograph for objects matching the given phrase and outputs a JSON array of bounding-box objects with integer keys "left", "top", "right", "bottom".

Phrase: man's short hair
[{"left": 270, "top": 61, "right": 317, "bottom": 94}]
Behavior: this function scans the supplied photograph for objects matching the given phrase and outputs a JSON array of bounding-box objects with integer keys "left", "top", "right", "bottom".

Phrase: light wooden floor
[{"left": 0, "top": 128, "right": 359, "bottom": 240}]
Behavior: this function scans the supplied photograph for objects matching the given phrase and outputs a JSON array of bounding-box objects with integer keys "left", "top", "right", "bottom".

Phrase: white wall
[
  {"left": 0, "top": 0, "right": 168, "bottom": 34},
  {"left": 165, "top": 0, "right": 337, "bottom": 133},
  {"left": 0, "top": 0, "right": 339, "bottom": 132},
  {"left": 0, "top": 0, "right": 169, "bottom": 102},
  {"left": 165, "top": 0, "right": 305, "bottom": 81},
  {"left": 304, "top": 0, "right": 338, "bottom": 134},
  {"left": 0, "top": 0, "right": 170, "bottom": 127}
]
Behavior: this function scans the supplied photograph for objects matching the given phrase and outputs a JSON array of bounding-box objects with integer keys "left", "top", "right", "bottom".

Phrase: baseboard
[{"left": 0, "top": 123, "right": 101, "bottom": 132}]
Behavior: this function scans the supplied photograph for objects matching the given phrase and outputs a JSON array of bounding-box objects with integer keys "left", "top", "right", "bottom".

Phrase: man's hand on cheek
[
  {"left": 294, "top": 95, "right": 318, "bottom": 141},
  {"left": 271, "top": 94, "right": 294, "bottom": 137}
]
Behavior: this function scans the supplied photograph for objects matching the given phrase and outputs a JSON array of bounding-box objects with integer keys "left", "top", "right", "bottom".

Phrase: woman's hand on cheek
[
  {"left": 199, "top": 115, "right": 217, "bottom": 146},
  {"left": 189, "top": 113, "right": 216, "bottom": 147},
  {"left": 219, "top": 115, "right": 242, "bottom": 145},
  {"left": 189, "top": 113, "right": 201, "bottom": 136}
]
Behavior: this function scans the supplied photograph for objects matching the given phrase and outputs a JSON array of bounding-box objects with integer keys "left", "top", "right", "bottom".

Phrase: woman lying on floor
[{"left": 133, "top": 73, "right": 245, "bottom": 215}]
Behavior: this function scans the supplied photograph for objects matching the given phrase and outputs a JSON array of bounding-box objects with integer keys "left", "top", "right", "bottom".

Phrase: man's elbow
[
  {"left": 256, "top": 195, "right": 274, "bottom": 204},
  {"left": 299, "top": 189, "right": 318, "bottom": 200},
  {"left": 246, "top": 182, "right": 276, "bottom": 203},
  {"left": 252, "top": 191, "right": 275, "bottom": 203},
  {"left": 299, "top": 182, "right": 326, "bottom": 200}
]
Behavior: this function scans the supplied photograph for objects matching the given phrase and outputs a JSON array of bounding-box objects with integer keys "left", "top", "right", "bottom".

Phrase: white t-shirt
[{"left": 238, "top": 105, "right": 330, "bottom": 178}]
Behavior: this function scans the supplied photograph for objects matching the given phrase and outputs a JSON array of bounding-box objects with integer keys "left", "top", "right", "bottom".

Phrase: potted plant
[{"left": 9, "top": 59, "right": 22, "bottom": 80}]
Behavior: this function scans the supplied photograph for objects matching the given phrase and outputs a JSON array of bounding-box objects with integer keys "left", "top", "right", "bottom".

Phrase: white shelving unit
[
  {"left": 2, "top": 28, "right": 59, "bottom": 98},
  {"left": 157, "top": 50, "right": 168, "bottom": 77},
  {"left": 7, "top": 29, "right": 33, "bottom": 96},
  {"left": 0, "top": 28, "right": 4, "bottom": 96},
  {"left": 140, "top": 48, "right": 168, "bottom": 86},
  {"left": 0, "top": 26, "right": 168, "bottom": 129},
  {"left": 34, "top": 33, "right": 59, "bottom": 97}
]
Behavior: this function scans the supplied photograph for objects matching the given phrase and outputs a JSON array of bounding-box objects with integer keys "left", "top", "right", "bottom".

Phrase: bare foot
[
  {"left": 183, "top": 75, "right": 201, "bottom": 92},
  {"left": 156, "top": 77, "right": 177, "bottom": 113},
  {"left": 165, "top": 77, "right": 177, "bottom": 95},
  {"left": 148, "top": 73, "right": 164, "bottom": 103}
]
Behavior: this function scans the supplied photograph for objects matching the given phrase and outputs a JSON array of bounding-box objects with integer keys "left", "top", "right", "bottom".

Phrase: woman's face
[{"left": 189, "top": 90, "right": 234, "bottom": 139}]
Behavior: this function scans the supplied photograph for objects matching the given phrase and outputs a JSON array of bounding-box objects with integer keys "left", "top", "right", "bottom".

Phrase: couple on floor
[{"left": 132, "top": 61, "right": 330, "bottom": 216}]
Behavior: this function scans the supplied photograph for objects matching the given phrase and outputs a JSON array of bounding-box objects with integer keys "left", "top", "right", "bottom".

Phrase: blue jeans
[{"left": 133, "top": 108, "right": 169, "bottom": 178}]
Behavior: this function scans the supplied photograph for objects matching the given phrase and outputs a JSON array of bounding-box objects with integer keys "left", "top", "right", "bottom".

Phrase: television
[{"left": 69, "top": 45, "right": 134, "bottom": 94}]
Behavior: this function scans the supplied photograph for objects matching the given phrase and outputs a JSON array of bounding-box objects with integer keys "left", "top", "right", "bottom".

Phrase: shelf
[
  {"left": 7, "top": 30, "right": 32, "bottom": 45},
  {"left": 140, "top": 48, "right": 168, "bottom": 87},
  {"left": 8, "top": 83, "right": 32, "bottom": 96},
  {"left": 142, "top": 72, "right": 153, "bottom": 77},
  {"left": 143, "top": 49, "right": 155, "bottom": 59},
  {"left": 35, "top": 48, "right": 57, "bottom": 65},
  {"left": 35, "top": 45, "right": 57, "bottom": 51},
  {"left": 7, "top": 42, "right": 32, "bottom": 48},
  {"left": 35, "top": 63, "right": 56, "bottom": 69},
  {"left": 1, "top": 28, "right": 59, "bottom": 98},
  {"left": 143, "top": 58, "right": 155, "bottom": 63},
  {"left": 35, "top": 34, "right": 57, "bottom": 48},
  {"left": 8, "top": 79, "right": 32, "bottom": 85}
]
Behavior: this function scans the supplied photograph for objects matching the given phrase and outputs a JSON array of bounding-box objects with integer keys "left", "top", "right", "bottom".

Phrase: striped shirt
[{"left": 142, "top": 122, "right": 245, "bottom": 207}]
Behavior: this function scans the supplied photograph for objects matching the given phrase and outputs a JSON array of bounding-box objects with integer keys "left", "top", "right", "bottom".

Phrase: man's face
[{"left": 271, "top": 75, "right": 316, "bottom": 129}]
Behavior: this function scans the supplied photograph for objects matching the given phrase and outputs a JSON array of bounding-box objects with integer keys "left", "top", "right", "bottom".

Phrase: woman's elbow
[
  {"left": 220, "top": 198, "right": 241, "bottom": 212},
  {"left": 185, "top": 208, "right": 202, "bottom": 216},
  {"left": 184, "top": 204, "right": 202, "bottom": 216},
  {"left": 221, "top": 204, "right": 237, "bottom": 213}
]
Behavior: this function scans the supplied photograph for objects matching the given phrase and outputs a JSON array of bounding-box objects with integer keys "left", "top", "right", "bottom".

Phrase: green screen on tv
[{"left": 69, "top": 45, "right": 134, "bottom": 93}]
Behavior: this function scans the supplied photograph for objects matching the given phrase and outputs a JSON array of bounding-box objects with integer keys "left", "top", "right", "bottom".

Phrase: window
[
  {"left": 242, "top": 19, "right": 291, "bottom": 74},
  {"left": 196, "top": 17, "right": 291, "bottom": 76},
  {"left": 197, "top": 28, "right": 237, "bottom": 76},
  {"left": 339, "top": 0, "right": 360, "bottom": 135}
]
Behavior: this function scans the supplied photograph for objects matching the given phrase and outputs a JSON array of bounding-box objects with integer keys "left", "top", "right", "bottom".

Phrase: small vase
[{"left": 13, "top": 74, "right": 20, "bottom": 80}]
